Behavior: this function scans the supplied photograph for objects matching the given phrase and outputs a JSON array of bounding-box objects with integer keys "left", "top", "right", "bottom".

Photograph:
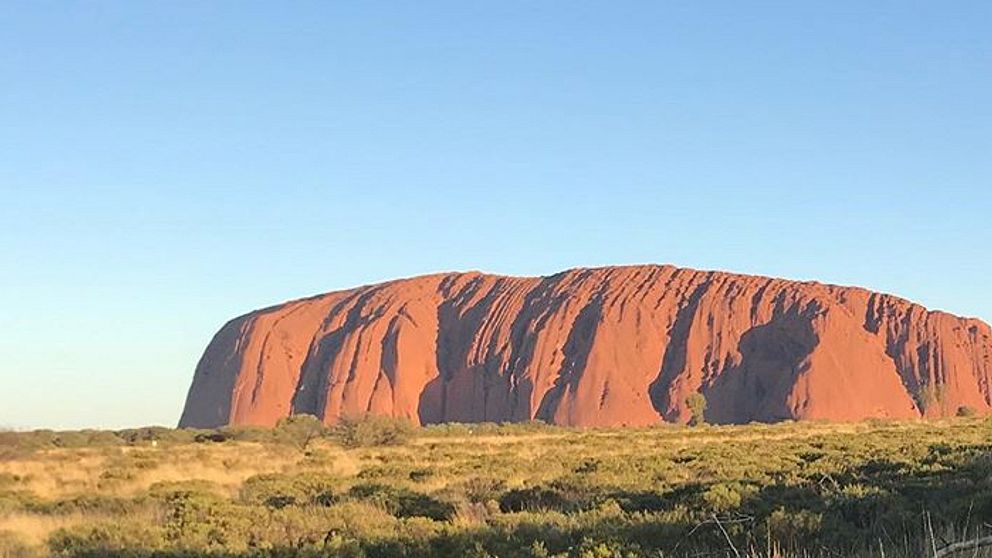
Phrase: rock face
[{"left": 179, "top": 265, "right": 992, "bottom": 428}]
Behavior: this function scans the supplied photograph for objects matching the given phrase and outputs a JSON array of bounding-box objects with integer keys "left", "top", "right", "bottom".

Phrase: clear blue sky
[{"left": 1, "top": 2, "right": 989, "bottom": 429}]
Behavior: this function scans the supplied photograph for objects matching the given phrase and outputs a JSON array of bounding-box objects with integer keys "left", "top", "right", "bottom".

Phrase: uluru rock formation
[{"left": 180, "top": 265, "right": 992, "bottom": 428}]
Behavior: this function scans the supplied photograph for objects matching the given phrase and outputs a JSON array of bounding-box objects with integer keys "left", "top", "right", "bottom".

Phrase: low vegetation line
[{"left": 2, "top": 416, "right": 991, "bottom": 557}]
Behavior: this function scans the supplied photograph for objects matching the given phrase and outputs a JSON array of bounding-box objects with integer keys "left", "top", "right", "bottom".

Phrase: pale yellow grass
[
  {"left": 0, "top": 443, "right": 301, "bottom": 500},
  {"left": 124, "top": 443, "right": 362, "bottom": 494},
  {"left": 0, "top": 452, "right": 107, "bottom": 499},
  {"left": 116, "top": 443, "right": 298, "bottom": 496},
  {"left": 0, "top": 420, "right": 928, "bottom": 508},
  {"left": 412, "top": 432, "right": 570, "bottom": 446},
  {"left": 0, "top": 512, "right": 87, "bottom": 546}
]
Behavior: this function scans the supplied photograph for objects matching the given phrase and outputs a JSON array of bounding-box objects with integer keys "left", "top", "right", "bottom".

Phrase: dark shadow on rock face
[
  {"left": 419, "top": 276, "right": 499, "bottom": 425},
  {"left": 703, "top": 304, "right": 820, "bottom": 424},
  {"left": 178, "top": 315, "right": 254, "bottom": 428},
  {"left": 291, "top": 288, "right": 378, "bottom": 418},
  {"left": 419, "top": 272, "right": 580, "bottom": 425},
  {"left": 535, "top": 294, "right": 604, "bottom": 423},
  {"left": 648, "top": 277, "right": 713, "bottom": 421}
]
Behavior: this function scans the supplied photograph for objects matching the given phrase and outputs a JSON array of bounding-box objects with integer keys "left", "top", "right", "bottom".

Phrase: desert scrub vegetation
[
  {"left": 1, "top": 417, "right": 992, "bottom": 557},
  {"left": 336, "top": 414, "right": 415, "bottom": 448}
]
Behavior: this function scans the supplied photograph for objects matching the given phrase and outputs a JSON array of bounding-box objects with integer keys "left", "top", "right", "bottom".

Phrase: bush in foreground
[{"left": 335, "top": 415, "right": 415, "bottom": 448}]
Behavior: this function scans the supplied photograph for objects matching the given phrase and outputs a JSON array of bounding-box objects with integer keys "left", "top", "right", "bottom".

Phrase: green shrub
[
  {"left": 686, "top": 393, "right": 707, "bottom": 426},
  {"left": 348, "top": 483, "right": 454, "bottom": 521},
  {"left": 239, "top": 472, "right": 339, "bottom": 508},
  {"left": 147, "top": 480, "right": 224, "bottom": 500},
  {"left": 499, "top": 486, "right": 567, "bottom": 513},
  {"left": 766, "top": 507, "right": 823, "bottom": 544},
  {"left": 701, "top": 482, "right": 753, "bottom": 512},
  {"left": 458, "top": 477, "right": 507, "bottom": 504},
  {"left": 219, "top": 425, "right": 278, "bottom": 444},
  {"left": 31, "top": 494, "right": 139, "bottom": 516},
  {"left": 115, "top": 426, "right": 195, "bottom": 446},
  {"left": 160, "top": 490, "right": 254, "bottom": 549},
  {"left": 48, "top": 520, "right": 165, "bottom": 555},
  {"left": 336, "top": 415, "right": 414, "bottom": 448},
  {"left": 50, "top": 430, "right": 125, "bottom": 448},
  {"left": 0, "top": 489, "right": 40, "bottom": 514},
  {"left": 956, "top": 405, "right": 977, "bottom": 417},
  {"left": 274, "top": 414, "right": 327, "bottom": 451},
  {"left": 193, "top": 431, "right": 231, "bottom": 443},
  {"left": 498, "top": 479, "right": 595, "bottom": 514}
]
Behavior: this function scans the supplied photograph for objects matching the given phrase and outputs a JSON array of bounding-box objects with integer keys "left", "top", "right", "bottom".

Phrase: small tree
[
  {"left": 956, "top": 405, "right": 977, "bottom": 418},
  {"left": 275, "top": 414, "right": 326, "bottom": 451},
  {"left": 686, "top": 393, "right": 707, "bottom": 427}
]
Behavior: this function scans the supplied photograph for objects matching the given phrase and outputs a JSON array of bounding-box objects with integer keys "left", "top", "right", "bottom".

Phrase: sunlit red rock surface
[{"left": 179, "top": 265, "right": 992, "bottom": 428}]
